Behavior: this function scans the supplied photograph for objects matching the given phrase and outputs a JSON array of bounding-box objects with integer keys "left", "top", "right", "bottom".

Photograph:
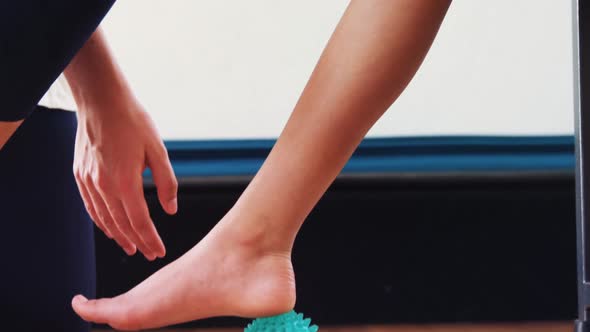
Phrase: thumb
[{"left": 147, "top": 143, "right": 178, "bottom": 215}]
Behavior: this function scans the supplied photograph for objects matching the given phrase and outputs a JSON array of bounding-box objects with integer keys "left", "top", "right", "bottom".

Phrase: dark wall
[{"left": 94, "top": 173, "right": 577, "bottom": 328}]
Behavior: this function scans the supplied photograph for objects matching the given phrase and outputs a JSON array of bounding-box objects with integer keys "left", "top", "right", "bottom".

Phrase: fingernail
[
  {"left": 168, "top": 198, "right": 178, "bottom": 214},
  {"left": 73, "top": 295, "right": 88, "bottom": 304}
]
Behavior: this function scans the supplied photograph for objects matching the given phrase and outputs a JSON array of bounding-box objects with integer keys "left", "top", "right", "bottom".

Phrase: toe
[{"left": 72, "top": 294, "right": 131, "bottom": 327}]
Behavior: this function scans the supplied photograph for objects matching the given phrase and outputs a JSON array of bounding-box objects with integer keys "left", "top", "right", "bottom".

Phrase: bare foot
[{"left": 72, "top": 221, "right": 296, "bottom": 331}]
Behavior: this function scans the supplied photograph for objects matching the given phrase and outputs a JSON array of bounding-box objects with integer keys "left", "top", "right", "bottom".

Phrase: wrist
[
  {"left": 70, "top": 76, "right": 137, "bottom": 113},
  {"left": 63, "top": 27, "right": 137, "bottom": 117},
  {"left": 75, "top": 87, "right": 142, "bottom": 126}
]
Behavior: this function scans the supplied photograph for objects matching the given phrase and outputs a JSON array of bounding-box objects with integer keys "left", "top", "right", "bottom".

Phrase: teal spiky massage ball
[{"left": 244, "top": 310, "right": 319, "bottom": 331}]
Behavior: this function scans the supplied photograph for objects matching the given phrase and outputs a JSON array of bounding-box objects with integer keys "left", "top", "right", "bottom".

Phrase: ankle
[{"left": 216, "top": 210, "right": 296, "bottom": 257}]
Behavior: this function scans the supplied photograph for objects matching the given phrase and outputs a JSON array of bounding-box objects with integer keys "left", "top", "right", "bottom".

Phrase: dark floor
[{"left": 95, "top": 321, "right": 572, "bottom": 332}]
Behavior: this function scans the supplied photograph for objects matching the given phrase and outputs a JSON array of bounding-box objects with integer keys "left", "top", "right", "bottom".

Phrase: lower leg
[{"left": 73, "top": 1, "right": 452, "bottom": 330}]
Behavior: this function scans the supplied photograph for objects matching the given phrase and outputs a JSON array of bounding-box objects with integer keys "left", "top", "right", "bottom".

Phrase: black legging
[
  {"left": 0, "top": 107, "right": 96, "bottom": 330},
  {"left": 0, "top": 0, "right": 115, "bottom": 121},
  {"left": 1, "top": 1, "right": 116, "bottom": 330}
]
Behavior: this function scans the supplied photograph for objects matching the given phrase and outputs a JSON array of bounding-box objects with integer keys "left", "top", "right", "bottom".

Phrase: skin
[
  {"left": 0, "top": 28, "right": 176, "bottom": 261},
  {"left": 0, "top": 120, "right": 22, "bottom": 150},
  {"left": 64, "top": 28, "right": 179, "bottom": 261},
  {"left": 72, "top": 1, "right": 452, "bottom": 330}
]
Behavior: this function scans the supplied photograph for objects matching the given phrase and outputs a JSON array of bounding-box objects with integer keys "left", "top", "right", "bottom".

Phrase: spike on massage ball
[{"left": 244, "top": 310, "right": 319, "bottom": 331}]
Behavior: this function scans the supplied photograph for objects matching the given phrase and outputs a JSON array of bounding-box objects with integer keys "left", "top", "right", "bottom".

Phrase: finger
[
  {"left": 97, "top": 193, "right": 141, "bottom": 257},
  {"left": 147, "top": 143, "right": 178, "bottom": 215},
  {"left": 86, "top": 182, "right": 119, "bottom": 241},
  {"left": 117, "top": 190, "right": 159, "bottom": 260},
  {"left": 91, "top": 174, "right": 137, "bottom": 253},
  {"left": 94, "top": 193, "right": 138, "bottom": 256},
  {"left": 90, "top": 176, "right": 146, "bottom": 257},
  {"left": 77, "top": 178, "right": 111, "bottom": 239},
  {"left": 87, "top": 172, "right": 153, "bottom": 259},
  {"left": 121, "top": 176, "right": 166, "bottom": 258},
  {"left": 100, "top": 178, "right": 156, "bottom": 261},
  {"left": 76, "top": 179, "right": 100, "bottom": 225}
]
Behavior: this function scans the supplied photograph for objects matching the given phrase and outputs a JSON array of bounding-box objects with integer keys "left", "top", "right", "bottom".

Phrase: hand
[
  {"left": 63, "top": 27, "right": 177, "bottom": 260},
  {"left": 74, "top": 100, "right": 177, "bottom": 260}
]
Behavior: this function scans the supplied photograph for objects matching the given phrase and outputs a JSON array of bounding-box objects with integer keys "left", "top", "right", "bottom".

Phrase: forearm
[
  {"left": 1, "top": 28, "right": 117, "bottom": 151},
  {"left": 63, "top": 27, "right": 175, "bottom": 259},
  {"left": 1, "top": 26, "right": 116, "bottom": 152},
  {"left": 64, "top": 27, "right": 136, "bottom": 113},
  {"left": 231, "top": 0, "right": 451, "bottom": 244}
]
